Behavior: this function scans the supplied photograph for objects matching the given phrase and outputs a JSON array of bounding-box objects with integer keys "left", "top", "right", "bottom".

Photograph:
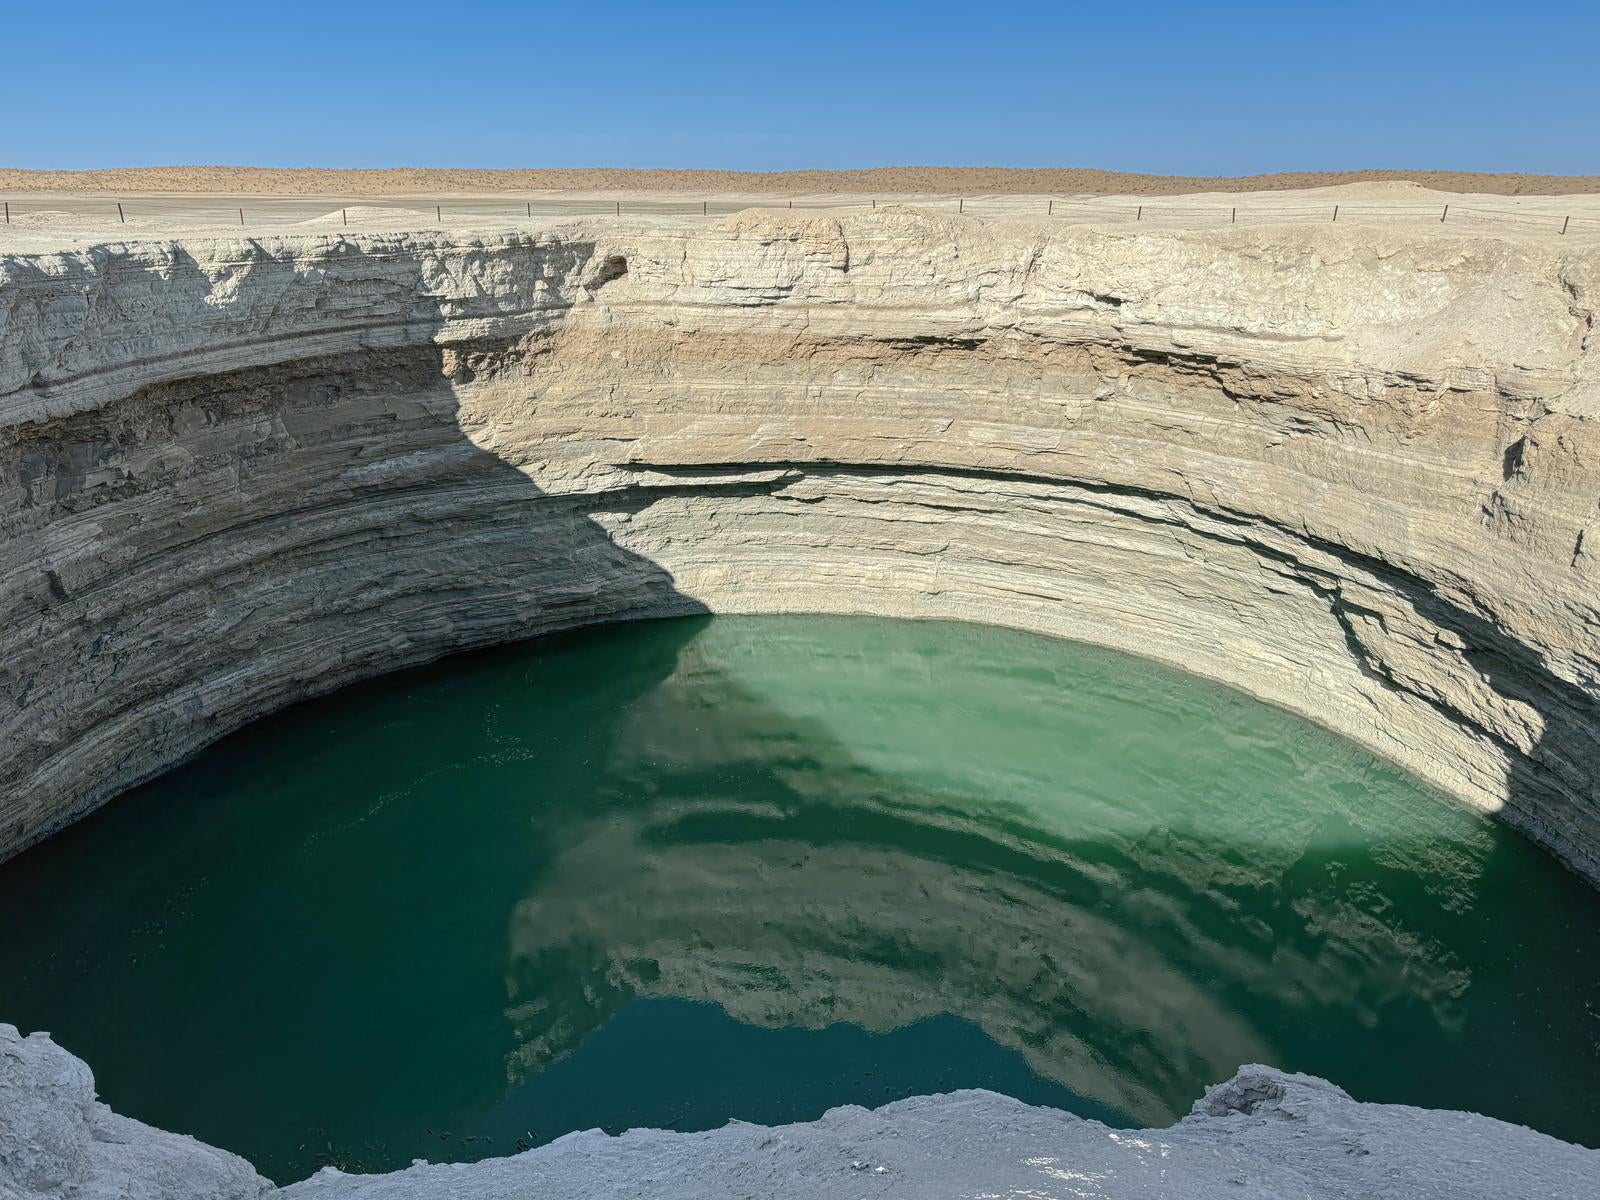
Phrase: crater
[{"left": 3, "top": 213, "right": 1600, "bottom": 1194}]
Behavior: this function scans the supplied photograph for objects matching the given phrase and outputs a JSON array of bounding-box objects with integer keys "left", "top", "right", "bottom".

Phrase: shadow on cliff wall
[
  {"left": 5, "top": 236, "right": 1600, "bottom": 1185},
  {"left": 0, "top": 236, "right": 705, "bottom": 855},
  {"left": 7, "top": 236, "right": 1595, "bottom": 890},
  {"left": 1312, "top": 526, "right": 1600, "bottom": 884}
]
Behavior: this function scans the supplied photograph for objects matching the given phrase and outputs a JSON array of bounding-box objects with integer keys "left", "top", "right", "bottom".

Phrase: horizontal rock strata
[{"left": 2, "top": 210, "right": 1599, "bottom": 887}]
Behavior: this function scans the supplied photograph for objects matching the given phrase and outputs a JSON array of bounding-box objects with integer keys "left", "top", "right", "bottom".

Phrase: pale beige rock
[{"left": 1, "top": 208, "right": 1598, "bottom": 890}]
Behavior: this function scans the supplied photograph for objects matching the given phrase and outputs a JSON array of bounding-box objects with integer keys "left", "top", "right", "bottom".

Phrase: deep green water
[{"left": 2, "top": 615, "right": 1598, "bottom": 1182}]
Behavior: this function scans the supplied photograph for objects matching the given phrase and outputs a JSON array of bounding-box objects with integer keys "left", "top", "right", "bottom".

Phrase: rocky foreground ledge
[{"left": 2, "top": 1024, "right": 1594, "bottom": 1200}]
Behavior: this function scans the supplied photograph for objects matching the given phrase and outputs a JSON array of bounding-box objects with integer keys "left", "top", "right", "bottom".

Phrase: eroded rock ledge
[
  {"left": 2, "top": 209, "right": 1598, "bottom": 882},
  {"left": 3, "top": 1023, "right": 1595, "bottom": 1199}
]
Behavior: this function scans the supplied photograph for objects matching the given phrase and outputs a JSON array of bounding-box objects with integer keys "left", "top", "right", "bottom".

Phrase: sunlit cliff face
[
  {"left": 3, "top": 196, "right": 1600, "bottom": 1200},
  {"left": 3, "top": 212, "right": 1598, "bottom": 884}
]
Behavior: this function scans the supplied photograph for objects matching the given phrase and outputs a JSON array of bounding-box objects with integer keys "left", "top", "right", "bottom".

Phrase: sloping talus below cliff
[{"left": 2, "top": 208, "right": 1598, "bottom": 891}]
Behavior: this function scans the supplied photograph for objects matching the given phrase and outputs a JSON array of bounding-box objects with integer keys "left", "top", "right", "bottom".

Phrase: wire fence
[{"left": 2, "top": 193, "right": 1597, "bottom": 238}]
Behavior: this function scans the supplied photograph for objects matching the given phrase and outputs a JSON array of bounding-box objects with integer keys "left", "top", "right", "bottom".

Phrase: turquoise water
[{"left": 1, "top": 615, "right": 1597, "bottom": 1181}]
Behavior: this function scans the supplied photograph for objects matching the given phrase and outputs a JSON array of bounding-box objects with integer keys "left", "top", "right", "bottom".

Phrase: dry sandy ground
[
  {"left": 4, "top": 165, "right": 1600, "bottom": 196},
  {"left": 3, "top": 181, "right": 1597, "bottom": 253}
]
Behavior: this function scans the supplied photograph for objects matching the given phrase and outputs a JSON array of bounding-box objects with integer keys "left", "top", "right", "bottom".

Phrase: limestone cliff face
[{"left": 2, "top": 211, "right": 1598, "bottom": 883}]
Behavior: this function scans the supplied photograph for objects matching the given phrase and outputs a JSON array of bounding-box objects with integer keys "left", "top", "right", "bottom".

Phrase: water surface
[{"left": 1, "top": 615, "right": 1597, "bottom": 1181}]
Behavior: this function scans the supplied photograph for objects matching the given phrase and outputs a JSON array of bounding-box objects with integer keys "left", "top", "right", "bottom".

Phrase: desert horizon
[{"left": 4, "top": 163, "right": 1599, "bottom": 196}]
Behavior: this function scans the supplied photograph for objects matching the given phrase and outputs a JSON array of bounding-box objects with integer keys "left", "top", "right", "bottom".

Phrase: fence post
[
  {"left": 1231, "top": 207, "right": 1236, "bottom": 223},
  {"left": 3, "top": 201, "right": 8, "bottom": 225},
  {"left": 1441, "top": 204, "right": 1448, "bottom": 223},
  {"left": 343, "top": 208, "right": 348, "bottom": 226},
  {"left": 437, "top": 205, "right": 442, "bottom": 223},
  {"left": 615, "top": 200, "right": 620, "bottom": 216},
  {"left": 1136, "top": 205, "right": 1142, "bottom": 221},
  {"left": 526, "top": 202, "right": 531, "bottom": 218},
  {"left": 703, "top": 200, "right": 707, "bottom": 215},
  {"left": 1048, "top": 199, "right": 1053, "bottom": 215},
  {"left": 117, "top": 202, "right": 125, "bottom": 223},
  {"left": 872, "top": 198, "right": 876, "bottom": 208},
  {"left": 239, "top": 207, "right": 244, "bottom": 226},
  {"left": 1332, "top": 205, "right": 1339, "bottom": 222},
  {"left": 959, "top": 198, "right": 964, "bottom": 213},
  {"left": 1562, "top": 215, "right": 1570, "bottom": 235}
]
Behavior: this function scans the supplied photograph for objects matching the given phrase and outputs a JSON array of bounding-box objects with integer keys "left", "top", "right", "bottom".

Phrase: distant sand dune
[{"left": 3, "top": 165, "right": 1598, "bottom": 196}]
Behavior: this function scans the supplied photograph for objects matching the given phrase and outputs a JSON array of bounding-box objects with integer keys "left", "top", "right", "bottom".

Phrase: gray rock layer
[
  {"left": 4, "top": 1024, "right": 1596, "bottom": 1200},
  {"left": 0, "top": 1025, "right": 270, "bottom": 1200},
  {"left": 3, "top": 211, "right": 1599, "bottom": 883},
  {"left": 282, "top": 1069, "right": 1600, "bottom": 1200}
]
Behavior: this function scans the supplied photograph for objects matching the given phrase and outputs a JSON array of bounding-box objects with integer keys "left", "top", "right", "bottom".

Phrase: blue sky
[{"left": 9, "top": 1, "right": 1598, "bottom": 174}]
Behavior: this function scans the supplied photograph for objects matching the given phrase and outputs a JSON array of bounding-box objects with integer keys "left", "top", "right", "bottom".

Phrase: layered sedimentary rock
[
  {"left": 2, "top": 210, "right": 1599, "bottom": 889},
  {"left": 5, "top": 1023, "right": 1597, "bottom": 1199}
]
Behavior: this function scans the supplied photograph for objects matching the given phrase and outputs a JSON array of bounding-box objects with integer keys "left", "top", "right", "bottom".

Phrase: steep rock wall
[{"left": 2, "top": 211, "right": 1598, "bottom": 882}]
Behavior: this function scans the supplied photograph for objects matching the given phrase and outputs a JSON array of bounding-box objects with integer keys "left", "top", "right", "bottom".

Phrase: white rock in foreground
[
  {"left": 0, "top": 1025, "right": 270, "bottom": 1199},
  {"left": 280, "top": 1075, "right": 1600, "bottom": 1200},
  {"left": 3, "top": 1023, "right": 1595, "bottom": 1200}
]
